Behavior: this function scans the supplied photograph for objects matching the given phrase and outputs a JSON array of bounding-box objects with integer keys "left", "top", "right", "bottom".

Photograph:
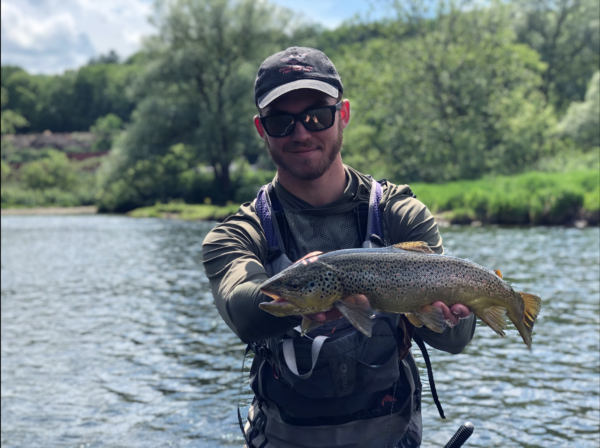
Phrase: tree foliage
[
  {"left": 1, "top": 0, "right": 598, "bottom": 209},
  {"left": 0, "top": 60, "right": 138, "bottom": 133},
  {"left": 89, "top": 113, "right": 123, "bottom": 151},
  {"left": 97, "top": 0, "right": 319, "bottom": 210},
  {"left": 335, "top": 1, "right": 556, "bottom": 182},
  {"left": 20, "top": 150, "right": 78, "bottom": 190},
  {"left": 1, "top": 87, "right": 29, "bottom": 135},
  {"left": 558, "top": 71, "right": 600, "bottom": 149},
  {"left": 512, "top": 0, "right": 600, "bottom": 112}
]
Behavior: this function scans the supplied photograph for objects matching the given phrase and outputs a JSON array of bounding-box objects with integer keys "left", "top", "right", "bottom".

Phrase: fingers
[
  {"left": 450, "top": 304, "right": 472, "bottom": 320},
  {"left": 431, "top": 301, "right": 472, "bottom": 326},
  {"left": 304, "top": 308, "right": 343, "bottom": 322},
  {"left": 295, "top": 251, "right": 323, "bottom": 264}
]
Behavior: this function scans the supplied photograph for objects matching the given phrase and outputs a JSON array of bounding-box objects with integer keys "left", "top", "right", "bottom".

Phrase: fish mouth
[
  {"left": 260, "top": 287, "right": 306, "bottom": 310},
  {"left": 261, "top": 289, "right": 283, "bottom": 301},
  {"left": 261, "top": 292, "right": 294, "bottom": 307}
]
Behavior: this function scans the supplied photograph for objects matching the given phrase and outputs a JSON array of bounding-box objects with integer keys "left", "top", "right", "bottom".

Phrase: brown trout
[{"left": 259, "top": 242, "right": 542, "bottom": 348}]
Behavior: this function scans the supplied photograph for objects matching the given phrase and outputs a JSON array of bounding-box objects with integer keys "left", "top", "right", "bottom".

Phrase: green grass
[
  {"left": 1, "top": 184, "right": 97, "bottom": 208},
  {"left": 412, "top": 170, "right": 599, "bottom": 225},
  {"left": 127, "top": 202, "right": 239, "bottom": 221}
]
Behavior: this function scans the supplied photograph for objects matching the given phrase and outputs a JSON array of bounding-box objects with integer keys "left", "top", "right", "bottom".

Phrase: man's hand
[
  {"left": 431, "top": 301, "right": 472, "bottom": 326},
  {"left": 303, "top": 307, "right": 344, "bottom": 323}
]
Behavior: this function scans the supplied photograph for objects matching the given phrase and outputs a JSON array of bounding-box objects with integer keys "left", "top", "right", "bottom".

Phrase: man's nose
[{"left": 290, "top": 120, "right": 312, "bottom": 142}]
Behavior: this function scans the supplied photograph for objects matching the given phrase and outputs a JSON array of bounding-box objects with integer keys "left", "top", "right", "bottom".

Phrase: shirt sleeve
[
  {"left": 382, "top": 185, "right": 476, "bottom": 353},
  {"left": 202, "top": 206, "right": 297, "bottom": 343},
  {"left": 382, "top": 187, "right": 444, "bottom": 254}
]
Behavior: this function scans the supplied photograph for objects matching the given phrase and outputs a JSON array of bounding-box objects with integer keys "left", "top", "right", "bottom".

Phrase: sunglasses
[{"left": 259, "top": 101, "right": 342, "bottom": 137}]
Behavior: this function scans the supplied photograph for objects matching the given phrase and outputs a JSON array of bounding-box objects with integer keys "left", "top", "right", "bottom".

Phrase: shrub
[
  {"left": 20, "top": 150, "right": 78, "bottom": 190},
  {"left": 412, "top": 170, "right": 598, "bottom": 225}
]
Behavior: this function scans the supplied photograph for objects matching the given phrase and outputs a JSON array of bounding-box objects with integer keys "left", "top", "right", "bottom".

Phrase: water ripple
[{"left": 1, "top": 217, "right": 599, "bottom": 447}]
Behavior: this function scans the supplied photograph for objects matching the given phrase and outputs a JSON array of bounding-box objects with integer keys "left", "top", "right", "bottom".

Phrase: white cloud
[
  {"left": 1, "top": 0, "right": 154, "bottom": 74},
  {"left": 0, "top": 0, "right": 387, "bottom": 75}
]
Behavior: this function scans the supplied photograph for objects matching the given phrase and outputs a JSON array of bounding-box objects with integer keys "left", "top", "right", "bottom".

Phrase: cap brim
[{"left": 257, "top": 79, "right": 339, "bottom": 109}]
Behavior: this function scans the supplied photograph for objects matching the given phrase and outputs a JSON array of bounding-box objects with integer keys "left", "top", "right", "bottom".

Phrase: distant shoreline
[
  {"left": 1, "top": 204, "right": 597, "bottom": 228},
  {"left": 1, "top": 206, "right": 98, "bottom": 216}
]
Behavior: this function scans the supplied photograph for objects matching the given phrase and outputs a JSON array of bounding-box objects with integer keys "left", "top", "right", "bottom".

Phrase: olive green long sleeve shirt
[{"left": 202, "top": 166, "right": 475, "bottom": 348}]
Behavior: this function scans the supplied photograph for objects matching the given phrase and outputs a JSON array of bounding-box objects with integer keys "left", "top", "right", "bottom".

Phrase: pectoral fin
[
  {"left": 412, "top": 305, "right": 445, "bottom": 333},
  {"left": 301, "top": 317, "right": 326, "bottom": 336},
  {"left": 392, "top": 241, "right": 435, "bottom": 254},
  {"left": 335, "top": 295, "right": 374, "bottom": 337},
  {"left": 478, "top": 306, "right": 507, "bottom": 337},
  {"left": 405, "top": 312, "right": 424, "bottom": 328}
]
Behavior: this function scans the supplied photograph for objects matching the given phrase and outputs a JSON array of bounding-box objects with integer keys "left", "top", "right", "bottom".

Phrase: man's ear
[
  {"left": 339, "top": 99, "right": 351, "bottom": 129},
  {"left": 254, "top": 115, "right": 266, "bottom": 139}
]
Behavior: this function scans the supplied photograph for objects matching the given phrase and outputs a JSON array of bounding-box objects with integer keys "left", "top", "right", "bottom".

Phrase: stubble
[{"left": 267, "top": 125, "right": 343, "bottom": 181}]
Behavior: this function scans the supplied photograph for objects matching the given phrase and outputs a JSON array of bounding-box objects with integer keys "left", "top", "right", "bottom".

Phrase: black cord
[{"left": 413, "top": 333, "right": 446, "bottom": 419}]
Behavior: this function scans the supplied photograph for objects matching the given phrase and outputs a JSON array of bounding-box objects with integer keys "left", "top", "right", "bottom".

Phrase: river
[{"left": 1, "top": 215, "right": 598, "bottom": 447}]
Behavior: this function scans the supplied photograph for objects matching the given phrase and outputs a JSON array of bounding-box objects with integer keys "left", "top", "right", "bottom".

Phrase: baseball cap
[{"left": 254, "top": 47, "right": 343, "bottom": 109}]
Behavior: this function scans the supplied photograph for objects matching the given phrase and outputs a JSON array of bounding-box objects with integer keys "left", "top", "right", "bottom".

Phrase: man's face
[{"left": 255, "top": 89, "right": 349, "bottom": 181}]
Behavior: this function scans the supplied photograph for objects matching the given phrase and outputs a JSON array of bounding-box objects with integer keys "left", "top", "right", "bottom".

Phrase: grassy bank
[
  {"left": 412, "top": 170, "right": 599, "bottom": 225},
  {"left": 127, "top": 202, "right": 239, "bottom": 221},
  {"left": 125, "top": 170, "right": 599, "bottom": 226},
  {"left": 1, "top": 206, "right": 97, "bottom": 216}
]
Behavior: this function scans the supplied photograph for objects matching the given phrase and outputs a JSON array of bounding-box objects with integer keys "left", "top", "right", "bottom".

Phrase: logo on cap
[{"left": 281, "top": 54, "right": 308, "bottom": 64}]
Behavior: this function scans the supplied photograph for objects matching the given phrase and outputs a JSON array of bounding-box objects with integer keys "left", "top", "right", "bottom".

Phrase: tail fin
[{"left": 516, "top": 292, "right": 542, "bottom": 349}]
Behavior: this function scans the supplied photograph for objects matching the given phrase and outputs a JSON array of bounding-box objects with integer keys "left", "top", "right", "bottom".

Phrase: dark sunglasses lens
[
  {"left": 302, "top": 108, "right": 334, "bottom": 132},
  {"left": 264, "top": 115, "right": 295, "bottom": 136}
]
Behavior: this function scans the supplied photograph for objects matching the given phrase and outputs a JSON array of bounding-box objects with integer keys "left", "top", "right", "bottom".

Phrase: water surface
[{"left": 1, "top": 216, "right": 598, "bottom": 447}]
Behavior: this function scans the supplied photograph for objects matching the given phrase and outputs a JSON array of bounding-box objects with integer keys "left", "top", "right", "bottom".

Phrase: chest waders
[{"left": 239, "top": 179, "right": 436, "bottom": 448}]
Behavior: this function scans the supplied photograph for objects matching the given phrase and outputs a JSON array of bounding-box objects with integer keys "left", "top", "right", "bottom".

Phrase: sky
[{"left": 0, "top": 0, "right": 386, "bottom": 75}]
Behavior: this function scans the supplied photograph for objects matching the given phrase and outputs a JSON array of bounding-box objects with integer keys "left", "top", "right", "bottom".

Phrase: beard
[{"left": 266, "top": 124, "right": 343, "bottom": 181}]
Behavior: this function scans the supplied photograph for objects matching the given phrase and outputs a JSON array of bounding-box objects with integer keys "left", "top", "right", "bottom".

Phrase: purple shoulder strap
[{"left": 256, "top": 185, "right": 279, "bottom": 249}]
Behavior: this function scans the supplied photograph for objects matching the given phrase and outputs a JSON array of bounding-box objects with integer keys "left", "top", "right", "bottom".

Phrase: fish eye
[{"left": 288, "top": 281, "right": 300, "bottom": 290}]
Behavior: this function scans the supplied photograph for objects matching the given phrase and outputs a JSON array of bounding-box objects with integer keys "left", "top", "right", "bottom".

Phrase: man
[{"left": 202, "top": 47, "right": 475, "bottom": 447}]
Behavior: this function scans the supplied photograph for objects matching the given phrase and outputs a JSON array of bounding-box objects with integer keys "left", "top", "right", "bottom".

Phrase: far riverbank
[
  {"left": 1, "top": 206, "right": 98, "bottom": 216},
  {"left": 2, "top": 170, "right": 598, "bottom": 226}
]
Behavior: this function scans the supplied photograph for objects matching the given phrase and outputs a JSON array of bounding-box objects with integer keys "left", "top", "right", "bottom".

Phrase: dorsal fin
[
  {"left": 392, "top": 241, "right": 435, "bottom": 254},
  {"left": 494, "top": 269, "right": 503, "bottom": 279}
]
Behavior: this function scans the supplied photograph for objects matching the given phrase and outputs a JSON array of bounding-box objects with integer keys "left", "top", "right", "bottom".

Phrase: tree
[
  {"left": 558, "top": 71, "right": 600, "bottom": 149},
  {"left": 88, "top": 50, "right": 120, "bottom": 65},
  {"left": 335, "top": 0, "right": 556, "bottom": 182},
  {"left": 20, "top": 150, "right": 78, "bottom": 190},
  {"left": 1, "top": 67, "right": 38, "bottom": 132},
  {"left": 1, "top": 87, "right": 29, "bottom": 135},
  {"left": 512, "top": 0, "right": 600, "bottom": 112},
  {"left": 89, "top": 113, "right": 123, "bottom": 151},
  {"left": 1, "top": 160, "right": 11, "bottom": 183},
  {"left": 98, "top": 0, "right": 318, "bottom": 209},
  {"left": 1, "top": 61, "right": 139, "bottom": 133}
]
